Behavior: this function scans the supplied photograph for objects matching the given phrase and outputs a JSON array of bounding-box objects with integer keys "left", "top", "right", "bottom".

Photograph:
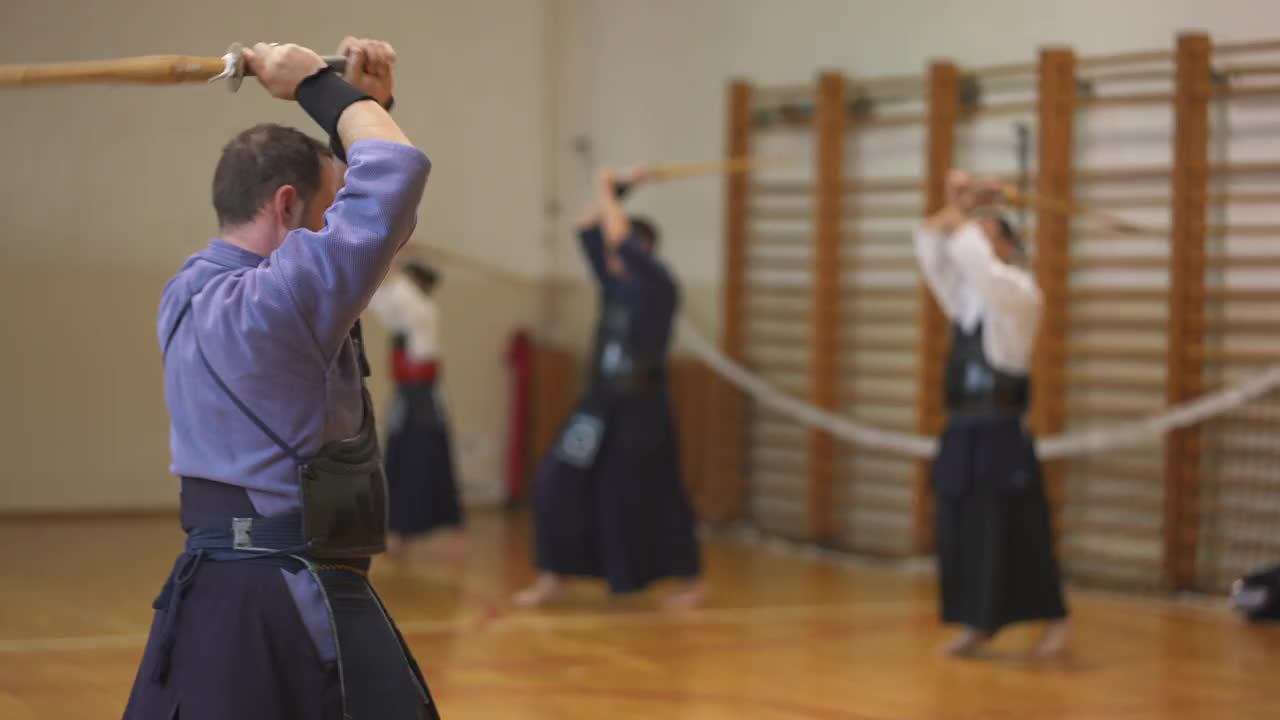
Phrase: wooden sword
[{"left": 0, "top": 42, "right": 348, "bottom": 92}]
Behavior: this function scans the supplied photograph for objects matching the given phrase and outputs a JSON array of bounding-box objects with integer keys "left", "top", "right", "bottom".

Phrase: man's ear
[{"left": 272, "top": 184, "right": 303, "bottom": 229}]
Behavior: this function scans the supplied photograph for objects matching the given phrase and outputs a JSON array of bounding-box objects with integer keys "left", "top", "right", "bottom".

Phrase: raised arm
[
  {"left": 246, "top": 39, "right": 431, "bottom": 361},
  {"left": 948, "top": 221, "right": 1042, "bottom": 315},
  {"left": 578, "top": 224, "right": 610, "bottom": 284},
  {"left": 244, "top": 38, "right": 408, "bottom": 151},
  {"left": 273, "top": 143, "right": 429, "bottom": 360},
  {"left": 914, "top": 170, "right": 1010, "bottom": 321},
  {"left": 915, "top": 192, "right": 969, "bottom": 321},
  {"left": 597, "top": 169, "right": 630, "bottom": 249},
  {"left": 914, "top": 223, "right": 963, "bottom": 321},
  {"left": 579, "top": 167, "right": 650, "bottom": 282}
]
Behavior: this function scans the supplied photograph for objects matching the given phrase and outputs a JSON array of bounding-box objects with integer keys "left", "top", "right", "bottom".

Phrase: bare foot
[
  {"left": 1030, "top": 619, "right": 1070, "bottom": 659},
  {"left": 512, "top": 573, "right": 566, "bottom": 608},
  {"left": 943, "top": 627, "right": 991, "bottom": 657},
  {"left": 661, "top": 579, "right": 707, "bottom": 612}
]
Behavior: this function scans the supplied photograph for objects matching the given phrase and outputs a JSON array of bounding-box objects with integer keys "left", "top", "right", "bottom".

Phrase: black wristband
[
  {"left": 326, "top": 96, "right": 395, "bottom": 162},
  {"left": 296, "top": 67, "right": 374, "bottom": 163},
  {"left": 613, "top": 181, "right": 633, "bottom": 200}
]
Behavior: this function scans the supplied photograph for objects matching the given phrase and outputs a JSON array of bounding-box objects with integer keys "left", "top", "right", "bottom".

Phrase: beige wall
[
  {"left": 0, "top": 265, "right": 546, "bottom": 514},
  {"left": 0, "top": 0, "right": 553, "bottom": 511}
]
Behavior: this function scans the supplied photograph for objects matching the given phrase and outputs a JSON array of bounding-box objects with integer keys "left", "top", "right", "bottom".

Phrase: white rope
[
  {"left": 676, "top": 316, "right": 1280, "bottom": 461},
  {"left": 677, "top": 317, "right": 937, "bottom": 458}
]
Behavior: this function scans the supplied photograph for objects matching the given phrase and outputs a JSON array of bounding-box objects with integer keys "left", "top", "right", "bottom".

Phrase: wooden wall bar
[
  {"left": 724, "top": 80, "right": 753, "bottom": 364},
  {"left": 717, "top": 32, "right": 1280, "bottom": 592},
  {"left": 809, "top": 71, "right": 847, "bottom": 543},
  {"left": 1031, "top": 48, "right": 1076, "bottom": 529},
  {"left": 711, "top": 79, "right": 755, "bottom": 524},
  {"left": 912, "top": 61, "right": 960, "bottom": 553},
  {"left": 1165, "top": 33, "right": 1212, "bottom": 590}
]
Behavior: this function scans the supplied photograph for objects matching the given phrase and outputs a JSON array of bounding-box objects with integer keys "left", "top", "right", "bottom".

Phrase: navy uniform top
[{"left": 578, "top": 225, "right": 679, "bottom": 382}]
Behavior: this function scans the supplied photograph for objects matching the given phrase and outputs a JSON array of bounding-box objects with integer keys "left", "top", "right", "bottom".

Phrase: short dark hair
[
  {"left": 629, "top": 216, "right": 661, "bottom": 251},
  {"left": 996, "top": 216, "right": 1027, "bottom": 256},
  {"left": 212, "top": 123, "right": 334, "bottom": 228},
  {"left": 403, "top": 261, "right": 440, "bottom": 294}
]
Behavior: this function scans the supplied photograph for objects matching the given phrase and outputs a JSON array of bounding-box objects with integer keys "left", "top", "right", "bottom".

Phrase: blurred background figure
[
  {"left": 514, "top": 168, "right": 704, "bottom": 611},
  {"left": 370, "top": 259, "right": 465, "bottom": 561}
]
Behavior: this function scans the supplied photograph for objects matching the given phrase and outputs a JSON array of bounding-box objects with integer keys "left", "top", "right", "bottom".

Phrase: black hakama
[
  {"left": 124, "top": 479, "right": 437, "bottom": 720},
  {"left": 384, "top": 380, "right": 463, "bottom": 536},
  {"left": 533, "top": 384, "right": 701, "bottom": 593},
  {"left": 933, "top": 413, "right": 1068, "bottom": 633},
  {"left": 1232, "top": 564, "right": 1280, "bottom": 621},
  {"left": 124, "top": 555, "right": 343, "bottom": 720}
]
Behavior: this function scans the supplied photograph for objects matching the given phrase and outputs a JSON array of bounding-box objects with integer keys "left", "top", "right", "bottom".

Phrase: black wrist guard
[
  {"left": 613, "top": 181, "right": 633, "bottom": 200},
  {"left": 296, "top": 67, "right": 374, "bottom": 163}
]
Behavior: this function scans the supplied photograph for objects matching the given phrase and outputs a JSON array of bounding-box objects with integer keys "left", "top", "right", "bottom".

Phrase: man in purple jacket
[{"left": 123, "top": 38, "right": 438, "bottom": 719}]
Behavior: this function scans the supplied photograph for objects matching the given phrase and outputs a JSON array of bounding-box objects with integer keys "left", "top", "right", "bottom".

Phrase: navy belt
[
  {"left": 185, "top": 513, "right": 309, "bottom": 554},
  {"left": 946, "top": 395, "right": 1027, "bottom": 417},
  {"left": 946, "top": 406, "right": 1026, "bottom": 423}
]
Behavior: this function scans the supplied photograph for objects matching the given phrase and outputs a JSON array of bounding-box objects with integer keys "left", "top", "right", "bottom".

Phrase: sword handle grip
[
  {"left": 240, "top": 55, "right": 349, "bottom": 79},
  {"left": 321, "top": 55, "right": 349, "bottom": 74}
]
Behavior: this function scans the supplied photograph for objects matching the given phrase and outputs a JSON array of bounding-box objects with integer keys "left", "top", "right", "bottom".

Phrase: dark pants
[
  {"left": 123, "top": 556, "right": 343, "bottom": 720},
  {"left": 124, "top": 479, "right": 437, "bottom": 719},
  {"left": 533, "top": 385, "right": 701, "bottom": 593},
  {"left": 385, "top": 382, "right": 463, "bottom": 537},
  {"left": 933, "top": 414, "right": 1068, "bottom": 633}
]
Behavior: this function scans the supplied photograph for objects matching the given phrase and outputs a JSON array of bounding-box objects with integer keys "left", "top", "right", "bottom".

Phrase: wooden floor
[{"left": 1, "top": 510, "right": 1277, "bottom": 719}]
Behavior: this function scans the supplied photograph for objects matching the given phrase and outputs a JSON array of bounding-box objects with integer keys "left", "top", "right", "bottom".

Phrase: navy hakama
[
  {"left": 384, "top": 378, "right": 463, "bottom": 536},
  {"left": 933, "top": 412, "right": 1068, "bottom": 633},
  {"left": 531, "top": 226, "right": 701, "bottom": 594}
]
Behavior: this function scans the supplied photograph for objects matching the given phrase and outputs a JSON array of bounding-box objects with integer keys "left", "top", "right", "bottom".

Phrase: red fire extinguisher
[{"left": 505, "top": 328, "right": 533, "bottom": 503}]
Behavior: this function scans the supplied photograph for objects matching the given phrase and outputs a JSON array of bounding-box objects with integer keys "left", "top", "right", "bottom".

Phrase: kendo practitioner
[
  {"left": 1231, "top": 564, "right": 1280, "bottom": 622},
  {"left": 369, "top": 260, "right": 464, "bottom": 559},
  {"left": 513, "top": 167, "right": 704, "bottom": 611},
  {"left": 124, "top": 39, "right": 441, "bottom": 718},
  {"left": 915, "top": 170, "right": 1069, "bottom": 658}
]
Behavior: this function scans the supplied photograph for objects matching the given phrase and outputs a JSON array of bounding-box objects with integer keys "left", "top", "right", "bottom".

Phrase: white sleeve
[
  {"left": 913, "top": 223, "right": 964, "bottom": 321},
  {"left": 367, "top": 274, "right": 416, "bottom": 334},
  {"left": 406, "top": 298, "right": 440, "bottom": 361},
  {"left": 948, "top": 222, "right": 1043, "bottom": 315},
  {"left": 948, "top": 221, "right": 1042, "bottom": 373}
]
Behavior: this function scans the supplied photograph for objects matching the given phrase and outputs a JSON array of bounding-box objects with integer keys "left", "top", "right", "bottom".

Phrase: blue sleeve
[
  {"left": 267, "top": 140, "right": 431, "bottom": 363},
  {"left": 579, "top": 225, "right": 609, "bottom": 284}
]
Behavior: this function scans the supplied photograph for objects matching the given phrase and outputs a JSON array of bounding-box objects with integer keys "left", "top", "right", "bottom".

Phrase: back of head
[
  {"left": 402, "top": 260, "right": 440, "bottom": 295},
  {"left": 629, "top": 215, "right": 661, "bottom": 254},
  {"left": 973, "top": 206, "right": 1027, "bottom": 263},
  {"left": 212, "top": 123, "right": 333, "bottom": 229}
]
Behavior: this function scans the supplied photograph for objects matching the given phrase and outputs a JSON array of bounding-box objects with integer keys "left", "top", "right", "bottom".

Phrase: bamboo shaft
[
  {"left": 0, "top": 55, "right": 226, "bottom": 86},
  {"left": 650, "top": 155, "right": 800, "bottom": 181},
  {"left": 1004, "top": 187, "right": 1154, "bottom": 234}
]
